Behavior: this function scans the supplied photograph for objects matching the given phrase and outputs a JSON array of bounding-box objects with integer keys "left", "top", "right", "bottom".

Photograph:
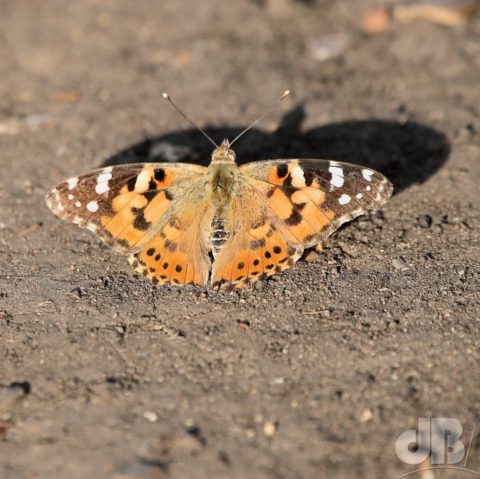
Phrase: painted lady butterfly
[{"left": 46, "top": 93, "right": 393, "bottom": 290}]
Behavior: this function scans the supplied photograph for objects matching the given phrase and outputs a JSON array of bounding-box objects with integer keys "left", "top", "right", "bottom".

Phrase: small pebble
[
  {"left": 339, "top": 243, "right": 358, "bottom": 258},
  {"left": 52, "top": 90, "right": 80, "bottom": 104},
  {"left": 304, "top": 250, "right": 321, "bottom": 262},
  {"left": 143, "top": 411, "right": 158, "bottom": 423},
  {"left": 442, "top": 214, "right": 462, "bottom": 225},
  {"left": 70, "top": 286, "right": 86, "bottom": 298},
  {"left": 392, "top": 258, "right": 407, "bottom": 270},
  {"left": 308, "top": 33, "right": 351, "bottom": 62},
  {"left": 0, "top": 119, "right": 21, "bottom": 135},
  {"left": 359, "top": 408, "right": 373, "bottom": 423},
  {"left": 361, "top": 7, "right": 391, "bottom": 34},
  {"left": 319, "top": 309, "right": 331, "bottom": 318},
  {"left": 24, "top": 113, "right": 50, "bottom": 128},
  {"left": 263, "top": 420, "right": 277, "bottom": 437},
  {"left": 417, "top": 214, "right": 433, "bottom": 228}
]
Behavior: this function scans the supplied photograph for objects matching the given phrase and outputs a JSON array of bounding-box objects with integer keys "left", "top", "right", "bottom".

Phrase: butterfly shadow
[{"left": 102, "top": 104, "right": 450, "bottom": 194}]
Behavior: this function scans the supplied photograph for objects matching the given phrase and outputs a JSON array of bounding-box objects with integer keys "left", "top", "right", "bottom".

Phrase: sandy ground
[{"left": 0, "top": 1, "right": 479, "bottom": 478}]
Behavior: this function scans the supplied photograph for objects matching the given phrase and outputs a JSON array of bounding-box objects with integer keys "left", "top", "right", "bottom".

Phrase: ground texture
[{"left": 0, "top": 1, "right": 479, "bottom": 478}]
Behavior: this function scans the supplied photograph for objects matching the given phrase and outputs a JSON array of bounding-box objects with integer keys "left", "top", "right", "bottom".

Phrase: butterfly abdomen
[{"left": 210, "top": 216, "right": 229, "bottom": 256}]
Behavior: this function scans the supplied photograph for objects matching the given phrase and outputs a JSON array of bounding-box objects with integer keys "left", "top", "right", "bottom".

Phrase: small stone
[
  {"left": 0, "top": 118, "right": 21, "bottom": 135},
  {"left": 263, "top": 420, "right": 277, "bottom": 437},
  {"left": 237, "top": 319, "right": 251, "bottom": 328},
  {"left": 356, "top": 217, "right": 372, "bottom": 231},
  {"left": 304, "top": 250, "right": 321, "bottom": 262},
  {"left": 52, "top": 90, "right": 80, "bottom": 104},
  {"left": 254, "top": 413, "right": 264, "bottom": 424},
  {"left": 218, "top": 450, "right": 230, "bottom": 464},
  {"left": 392, "top": 258, "right": 407, "bottom": 270},
  {"left": 143, "top": 411, "right": 158, "bottom": 423},
  {"left": 417, "top": 214, "right": 433, "bottom": 228},
  {"left": 333, "top": 389, "right": 343, "bottom": 400},
  {"left": 361, "top": 7, "right": 391, "bottom": 34},
  {"left": 24, "top": 113, "right": 50, "bottom": 128},
  {"left": 338, "top": 243, "right": 358, "bottom": 258},
  {"left": 114, "top": 325, "right": 126, "bottom": 335},
  {"left": 70, "top": 286, "right": 86, "bottom": 298},
  {"left": 183, "top": 421, "right": 207, "bottom": 445},
  {"left": 308, "top": 33, "right": 351, "bottom": 62},
  {"left": 0, "top": 382, "right": 30, "bottom": 413},
  {"left": 442, "top": 214, "right": 462, "bottom": 225},
  {"left": 359, "top": 408, "right": 373, "bottom": 423}
]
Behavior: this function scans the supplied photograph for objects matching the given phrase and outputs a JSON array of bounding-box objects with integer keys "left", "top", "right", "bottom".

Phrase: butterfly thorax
[{"left": 207, "top": 139, "right": 238, "bottom": 208}]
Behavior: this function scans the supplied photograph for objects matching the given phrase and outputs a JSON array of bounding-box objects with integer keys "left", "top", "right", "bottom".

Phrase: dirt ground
[{"left": 0, "top": 0, "right": 479, "bottom": 478}]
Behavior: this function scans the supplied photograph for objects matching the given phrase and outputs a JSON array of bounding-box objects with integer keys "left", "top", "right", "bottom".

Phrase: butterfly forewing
[{"left": 240, "top": 158, "right": 392, "bottom": 245}]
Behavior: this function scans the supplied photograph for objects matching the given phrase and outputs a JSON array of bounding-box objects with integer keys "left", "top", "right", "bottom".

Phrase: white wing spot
[
  {"left": 87, "top": 200, "right": 99, "bottom": 212},
  {"left": 67, "top": 194, "right": 74, "bottom": 200},
  {"left": 339, "top": 194, "right": 351, "bottom": 205},
  {"left": 95, "top": 182, "right": 110, "bottom": 195},
  {"left": 75, "top": 201, "right": 82, "bottom": 208},
  {"left": 95, "top": 172, "right": 112, "bottom": 194},
  {"left": 366, "top": 185, "right": 371, "bottom": 191},
  {"left": 329, "top": 166, "right": 344, "bottom": 188},
  {"left": 362, "top": 169, "right": 374, "bottom": 181},
  {"left": 356, "top": 193, "right": 363, "bottom": 199},
  {"left": 97, "top": 172, "right": 112, "bottom": 183},
  {"left": 290, "top": 165, "right": 306, "bottom": 188},
  {"left": 67, "top": 177, "right": 78, "bottom": 190},
  {"left": 135, "top": 170, "right": 151, "bottom": 191}
]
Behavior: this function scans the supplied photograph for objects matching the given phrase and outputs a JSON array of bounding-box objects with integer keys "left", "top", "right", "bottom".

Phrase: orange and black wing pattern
[{"left": 211, "top": 159, "right": 392, "bottom": 289}]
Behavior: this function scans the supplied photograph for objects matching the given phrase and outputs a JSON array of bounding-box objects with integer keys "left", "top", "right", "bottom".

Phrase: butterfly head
[{"left": 211, "top": 139, "right": 236, "bottom": 164}]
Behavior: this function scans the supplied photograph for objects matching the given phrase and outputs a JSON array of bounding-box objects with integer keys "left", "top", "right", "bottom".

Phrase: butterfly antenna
[
  {"left": 229, "top": 89, "right": 290, "bottom": 147},
  {"left": 162, "top": 92, "right": 218, "bottom": 148}
]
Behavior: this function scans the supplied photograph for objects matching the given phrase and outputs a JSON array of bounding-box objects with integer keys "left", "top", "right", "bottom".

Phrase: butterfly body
[{"left": 46, "top": 138, "right": 393, "bottom": 290}]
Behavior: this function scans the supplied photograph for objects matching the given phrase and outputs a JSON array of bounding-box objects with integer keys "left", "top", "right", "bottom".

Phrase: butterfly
[
  {"left": 46, "top": 137, "right": 392, "bottom": 290},
  {"left": 46, "top": 91, "right": 393, "bottom": 290}
]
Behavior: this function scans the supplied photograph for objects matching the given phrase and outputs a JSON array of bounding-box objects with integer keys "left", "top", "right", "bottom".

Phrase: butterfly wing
[
  {"left": 46, "top": 163, "right": 213, "bottom": 286},
  {"left": 211, "top": 159, "right": 392, "bottom": 289}
]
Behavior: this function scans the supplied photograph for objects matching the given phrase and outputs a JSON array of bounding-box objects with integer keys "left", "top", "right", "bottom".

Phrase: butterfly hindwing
[
  {"left": 210, "top": 199, "right": 304, "bottom": 290},
  {"left": 128, "top": 193, "right": 213, "bottom": 286}
]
